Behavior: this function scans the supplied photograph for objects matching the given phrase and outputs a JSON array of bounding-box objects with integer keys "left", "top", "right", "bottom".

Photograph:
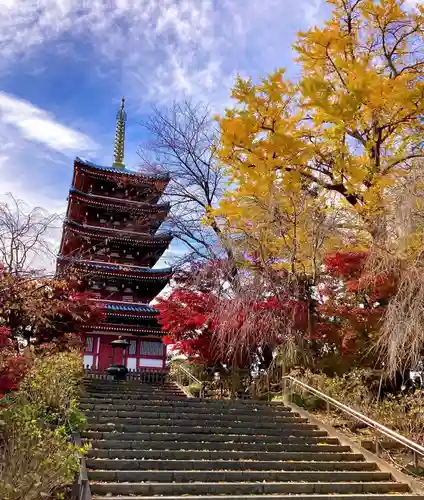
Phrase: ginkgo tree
[
  {"left": 217, "top": 0, "right": 424, "bottom": 243},
  {"left": 215, "top": 0, "right": 424, "bottom": 373}
]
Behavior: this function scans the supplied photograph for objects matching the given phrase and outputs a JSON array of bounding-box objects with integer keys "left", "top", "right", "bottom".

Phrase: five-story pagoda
[{"left": 57, "top": 98, "right": 172, "bottom": 372}]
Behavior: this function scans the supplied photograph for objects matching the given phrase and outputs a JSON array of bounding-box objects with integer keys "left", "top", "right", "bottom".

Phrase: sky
[{"left": 0, "top": 0, "right": 348, "bottom": 269}]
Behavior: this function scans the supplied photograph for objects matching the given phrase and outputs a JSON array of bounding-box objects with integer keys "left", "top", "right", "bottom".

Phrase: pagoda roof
[
  {"left": 82, "top": 323, "right": 164, "bottom": 335},
  {"left": 69, "top": 188, "right": 170, "bottom": 213},
  {"left": 64, "top": 219, "right": 172, "bottom": 245},
  {"left": 83, "top": 261, "right": 172, "bottom": 275},
  {"left": 57, "top": 256, "right": 172, "bottom": 276},
  {"left": 75, "top": 157, "right": 170, "bottom": 181},
  {"left": 104, "top": 303, "right": 159, "bottom": 313}
]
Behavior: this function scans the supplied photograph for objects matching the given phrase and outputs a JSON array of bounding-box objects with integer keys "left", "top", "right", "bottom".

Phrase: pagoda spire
[{"left": 113, "top": 97, "right": 127, "bottom": 168}]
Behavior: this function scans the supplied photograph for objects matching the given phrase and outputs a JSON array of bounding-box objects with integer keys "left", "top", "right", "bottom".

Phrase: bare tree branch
[
  {"left": 139, "top": 101, "right": 237, "bottom": 276},
  {"left": 0, "top": 194, "right": 61, "bottom": 276}
]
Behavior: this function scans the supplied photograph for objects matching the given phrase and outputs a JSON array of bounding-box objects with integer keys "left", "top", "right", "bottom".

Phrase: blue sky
[{"left": 0, "top": 0, "right": 336, "bottom": 268}]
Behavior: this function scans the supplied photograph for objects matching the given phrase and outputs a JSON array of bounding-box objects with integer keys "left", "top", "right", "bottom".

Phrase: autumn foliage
[
  {"left": 204, "top": 0, "right": 424, "bottom": 374},
  {"left": 0, "top": 266, "right": 104, "bottom": 394},
  {"left": 158, "top": 249, "right": 403, "bottom": 375}
]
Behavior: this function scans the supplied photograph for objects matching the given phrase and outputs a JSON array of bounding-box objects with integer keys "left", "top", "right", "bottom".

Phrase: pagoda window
[
  {"left": 128, "top": 340, "right": 137, "bottom": 355},
  {"left": 123, "top": 295, "right": 133, "bottom": 302},
  {"left": 85, "top": 336, "right": 94, "bottom": 353},
  {"left": 106, "top": 285, "right": 119, "bottom": 291},
  {"left": 140, "top": 340, "right": 163, "bottom": 357}
]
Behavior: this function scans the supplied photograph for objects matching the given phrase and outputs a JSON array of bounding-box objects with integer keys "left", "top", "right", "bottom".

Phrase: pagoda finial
[{"left": 113, "top": 96, "right": 126, "bottom": 168}]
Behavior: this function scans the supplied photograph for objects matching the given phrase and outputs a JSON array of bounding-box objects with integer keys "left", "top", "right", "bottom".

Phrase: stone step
[
  {"left": 82, "top": 380, "right": 416, "bottom": 500},
  {"left": 83, "top": 382, "right": 178, "bottom": 388},
  {"left": 83, "top": 384, "right": 178, "bottom": 389},
  {"left": 80, "top": 396, "right": 288, "bottom": 408},
  {"left": 82, "top": 394, "right": 189, "bottom": 402},
  {"left": 86, "top": 459, "right": 377, "bottom": 472},
  {"left": 83, "top": 389, "right": 185, "bottom": 397},
  {"left": 89, "top": 440, "right": 346, "bottom": 452},
  {"left": 84, "top": 410, "right": 301, "bottom": 422},
  {"left": 79, "top": 400, "right": 291, "bottom": 412},
  {"left": 81, "top": 394, "right": 284, "bottom": 405},
  {"left": 84, "top": 424, "right": 324, "bottom": 436},
  {"left": 92, "top": 495, "right": 424, "bottom": 500},
  {"left": 87, "top": 449, "right": 365, "bottom": 462},
  {"left": 90, "top": 481, "right": 410, "bottom": 496},
  {"left": 84, "top": 431, "right": 335, "bottom": 444},
  {"left": 80, "top": 403, "right": 293, "bottom": 416},
  {"left": 86, "top": 411, "right": 308, "bottom": 429},
  {"left": 89, "top": 470, "right": 392, "bottom": 483}
]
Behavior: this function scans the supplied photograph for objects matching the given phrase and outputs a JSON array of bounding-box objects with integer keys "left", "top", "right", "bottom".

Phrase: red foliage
[
  {"left": 157, "top": 290, "right": 219, "bottom": 364},
  {"left": 0, "top": 272, "right": 104, "bottom": 395},
  {"left": 157, "top": 290, "right": 217, "bottom": 340},
  {"left": 0, "top": 326, "right": 30, "bottom": 395},
  {"left": 159, "top": 251, "right": 401, "bottom": 374},
  {"left": 157, "top": 288, "right": 310, "bottom": 367},
  {"left": 323, "top": 251, "right": 368, "bottom": 278},
  {"left": 317, "top": 250, "right": 398, "bottom": 369}
]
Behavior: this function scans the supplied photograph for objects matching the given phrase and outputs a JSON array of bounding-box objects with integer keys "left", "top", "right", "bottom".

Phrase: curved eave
[
  {"left": 106, "top": 313, "right": 159, "bottom": 320},
  {"left": 64, "top": 220, "right": 173, "bottom": 246},
  {"left": 75, "top": 157, "right": 170, "bottom": 183},
  {"left": 57, "top": 257, "right": 172, "bottom": 279},
  {"left": 68, "top": 189, "right": 170, "bottom": 215},
  {"left": 82, "top": 324, "right": 165, "bottom": 335},
  {"left": 87, "top": 270, "right": 171, "bottom": 281}
]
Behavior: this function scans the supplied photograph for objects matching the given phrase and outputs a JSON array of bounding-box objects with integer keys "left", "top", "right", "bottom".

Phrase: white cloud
[
  {"left": 301, "top": 0, "right": 324, "bottom": 26},
  {"left": 0, "top": 92, "right": 97, "bottom": 153},
  {"left": 0, "top": 0, "right": 329, "bottom": 271},
  {"left": 0, "top": 92, "right": 98, "bottom": 272},
  {"left": 0, "top": 0, "right": 323, "bottom": 108}
]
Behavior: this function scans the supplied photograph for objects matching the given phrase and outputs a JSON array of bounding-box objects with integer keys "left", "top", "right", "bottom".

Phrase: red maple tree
[
  {"left": 0, "top": 269, "right": 104, "bottom": 394},
  {"left": 314, "top": 251, "right": 398, "bottom": 373},
  {"left": 157, "top": 289, "right": 219, "bottom": 365}
]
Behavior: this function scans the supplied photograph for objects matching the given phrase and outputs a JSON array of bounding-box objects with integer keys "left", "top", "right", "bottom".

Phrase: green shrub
[
  {"left": 187, "top": 382, "right": 201, "bottom": 397},
  {"left": 373, "top": 392, "right": 424, "bottom": 444},
  {"left": 0, "top": 349, "right": 86, "bottom": 500},
  {"left": 0, "top": 405, "right": 82, "bottom": 500},
  {"left": 293, "top": 368, "right": 376, "bottom": 411},
  {"left": 17, "top": 350, "right": 84, "bottom": 431},
  {"left": 292, "top": 368, "right": 424, "bottom": 445},
  {"left": 14, "top": 349, "right": 85, "bottom": 433},
  {"left": 290, "top": 392, "right": 328, "bottom": 410}
]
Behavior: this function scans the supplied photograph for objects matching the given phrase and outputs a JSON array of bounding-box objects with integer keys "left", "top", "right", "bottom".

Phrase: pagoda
[{"left": 57, "top": 98, "right": 172, "bottom": 372}]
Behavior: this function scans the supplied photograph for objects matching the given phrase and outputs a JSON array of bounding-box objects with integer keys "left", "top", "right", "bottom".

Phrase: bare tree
[
  {"left": 0, "top": 194, "right": 61, "bottom": 276},
  {"left": 366, "top": 161, "right": 424, "bottom": 375},
  {"left": 139, "top": 101, "right": 237, "bottom": 277}
]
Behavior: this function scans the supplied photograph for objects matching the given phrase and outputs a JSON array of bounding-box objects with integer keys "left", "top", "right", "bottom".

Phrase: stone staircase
[{"left": 80, "top": 379, "right": 423, "bottom": 500}]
